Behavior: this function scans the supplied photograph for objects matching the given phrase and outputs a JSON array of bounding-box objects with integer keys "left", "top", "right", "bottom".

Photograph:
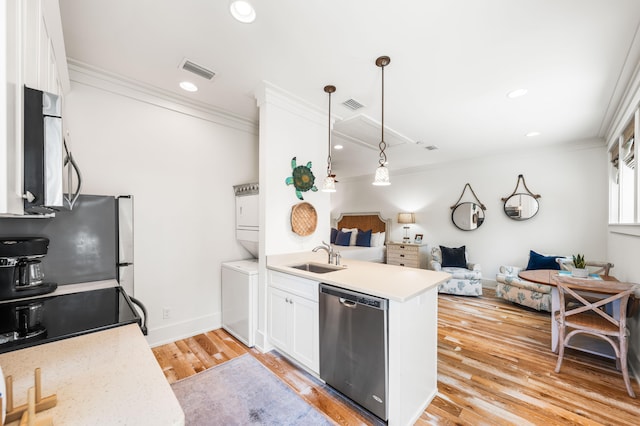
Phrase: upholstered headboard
[{"left": 333, "top": 212, "right": 390, "bottom": 241}]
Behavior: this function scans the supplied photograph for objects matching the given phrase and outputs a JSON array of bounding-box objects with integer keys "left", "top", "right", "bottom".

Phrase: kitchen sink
[{"left": 289, "top": 263, "right": 345, "bottom": 274}]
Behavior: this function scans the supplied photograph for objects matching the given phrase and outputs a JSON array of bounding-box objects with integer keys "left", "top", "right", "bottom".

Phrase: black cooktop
[{"left": 0, "top": 287, "right": 141, "bottom": 354}]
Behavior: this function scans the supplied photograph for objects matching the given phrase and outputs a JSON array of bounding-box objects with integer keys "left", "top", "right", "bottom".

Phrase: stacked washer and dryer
[{"left": 221, "top": 184, "right": 259, "bottom": 347}]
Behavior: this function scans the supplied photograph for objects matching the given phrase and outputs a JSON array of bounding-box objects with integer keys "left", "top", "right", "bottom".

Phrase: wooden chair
[
  {"left": 553, "top": 275, "right": 636, "bottom": 397},
  {"left": 556, "top": 259, "right": 614, "bottom": 276}
]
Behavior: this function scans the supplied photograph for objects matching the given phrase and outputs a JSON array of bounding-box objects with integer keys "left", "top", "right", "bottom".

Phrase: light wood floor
[{"left": 153, "top": 289, "right": 640, "bottom": 425}]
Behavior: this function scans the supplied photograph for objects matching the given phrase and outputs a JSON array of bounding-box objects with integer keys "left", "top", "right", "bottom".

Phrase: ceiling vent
[
  {"left": 342, "top": 98, "right": 365, "bottom": 110},
  {"left": 179, "top": 58, "right": 216, "bottom": 80}
]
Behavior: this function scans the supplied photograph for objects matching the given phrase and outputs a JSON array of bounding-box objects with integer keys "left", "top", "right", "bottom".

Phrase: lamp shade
[
  {"left": 321, "top": 176, "right": 336, "bottom": 192},
  {"left": 372, "top": 165, "right": 390, "bottom": 186},
  {"left": 397, "top": 212, "right": 416, "bottom": 224}
]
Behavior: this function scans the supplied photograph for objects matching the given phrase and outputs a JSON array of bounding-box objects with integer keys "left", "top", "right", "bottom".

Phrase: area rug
[{"left": 171, "top": 354, "right": 332, "bottom": 425}]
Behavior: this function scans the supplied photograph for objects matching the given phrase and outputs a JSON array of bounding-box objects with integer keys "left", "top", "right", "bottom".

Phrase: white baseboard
[
  {"left": 146, "top": 313, "right": 221, "bottom": 347},
  {"left": 254, "top": 329, "right": 273, "bottom": 353},
  {"left": 482, "top": 279, "right": 497, "bottom": 289}
]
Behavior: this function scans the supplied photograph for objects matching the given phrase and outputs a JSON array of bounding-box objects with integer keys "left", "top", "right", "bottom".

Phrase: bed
[{"left": 331, "top": 212, "right": 390, "bottom": 263}]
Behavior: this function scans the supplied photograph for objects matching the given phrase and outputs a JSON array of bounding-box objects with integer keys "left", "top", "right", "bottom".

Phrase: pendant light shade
[
  {"left": 322, "top": 175, "right": 336, "bottom": 192},
  {"left": 373, "top": 56, "right": 391, "bottom": 186},
  {"left": 373, "top": 165, "right": 390, "bottom": 186},
  {"left": 322, "top": 85, "right": 337, "bottom": 193}
]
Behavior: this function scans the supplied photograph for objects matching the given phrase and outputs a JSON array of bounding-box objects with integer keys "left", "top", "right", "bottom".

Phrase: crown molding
[
  {"left": 603, "top": 21, "right": 640, "bottom": 144},
  {"left": 255, "top": 81, "right": 330, "bottom": 126},
  {"left": 67, "top": 59, "right": 257, "bottom": 135}
]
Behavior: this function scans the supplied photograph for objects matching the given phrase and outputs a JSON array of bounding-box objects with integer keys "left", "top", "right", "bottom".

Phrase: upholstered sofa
[
  {"left": 430, "top": 246, "right": 482, "bottom": 296},
  {"left": 495, "top": 265, "right": 552, "bottom": 312}
]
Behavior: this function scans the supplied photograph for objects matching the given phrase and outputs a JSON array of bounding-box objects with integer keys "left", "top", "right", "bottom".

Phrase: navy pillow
[
  {"left": 356, "top": 229, "right": 372, "bottom": 247},
  {"left": 330, "top": 227, "right": 338, "bottom": 244},
  {"left": 526, "top": 250, "right": 561, "bottom": 270},
  {"left": 440, "top": 245, "right": 466, "bottom": 268},
  {"left": 334, "top": 231, "right": 352, "bottom": 246}
]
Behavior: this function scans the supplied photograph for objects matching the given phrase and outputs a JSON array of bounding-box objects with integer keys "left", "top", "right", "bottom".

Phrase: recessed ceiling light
[
  {"left": 333, "top": 144, "right": 343, "bottom": 150},
  {"left": 526, "top": 131, "right": 541, "bottom": 137},
  {"left": 229, "top": 1, "right": 256, "bottom": 23},
  {"left": 507, "top": 89, "right": 528, "bottom": 99},
  {"left": 179, "top": 81, "right": 198, "bottom": 92}
]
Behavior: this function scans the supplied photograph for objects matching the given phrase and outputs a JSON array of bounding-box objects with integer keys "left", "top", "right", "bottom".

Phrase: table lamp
[{"left": 397, "top": 212, "right": 416, "bottom": 243}]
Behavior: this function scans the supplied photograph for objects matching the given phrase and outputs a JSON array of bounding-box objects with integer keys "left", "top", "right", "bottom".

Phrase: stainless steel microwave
[{"left": 23, "top": 86, "right": 64, "bottom": 214}]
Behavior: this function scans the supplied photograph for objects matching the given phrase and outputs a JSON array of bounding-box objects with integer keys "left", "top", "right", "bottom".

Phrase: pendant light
[
  {"left": 322, "top": 85, "right": 337, "bottom": 192},
  {"left": 372, "top": 56, "right": 391, "bottom": 186}
]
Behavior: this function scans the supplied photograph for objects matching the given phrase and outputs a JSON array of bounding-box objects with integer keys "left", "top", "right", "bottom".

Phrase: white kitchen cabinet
[
  {"left": 1, "top": 0, "right": 69, "bottom": 215},
  {"left": 267, "top": 287, "right": 290, "bottom": 350},
  {"left": 267, "top": 271, "right": 319, "bottom": 374}
]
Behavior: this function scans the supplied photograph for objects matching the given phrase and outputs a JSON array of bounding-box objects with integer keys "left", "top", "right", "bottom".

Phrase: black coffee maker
[{"left": 0, "top": 237, "right": 57, "bottom": 300}]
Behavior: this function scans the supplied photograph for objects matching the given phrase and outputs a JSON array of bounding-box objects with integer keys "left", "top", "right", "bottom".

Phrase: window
[{"left": 609, "top": 110, "right": 640, "bottom": 233}]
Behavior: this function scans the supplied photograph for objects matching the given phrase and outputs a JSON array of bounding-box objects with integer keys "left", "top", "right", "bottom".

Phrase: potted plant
[{"left": 572, "top": 254, "right": 589, "bottom": 278}]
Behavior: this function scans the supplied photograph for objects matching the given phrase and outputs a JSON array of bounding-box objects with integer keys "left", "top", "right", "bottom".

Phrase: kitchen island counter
[
  {"left": 267, "top": 251, "right": 450, "bottom": 301},
  {"left": 0, "top": 324, "right": 184, "bottom": 426},
  {"left": 267, "top": 251, "right": 450, "bottom": 426}
]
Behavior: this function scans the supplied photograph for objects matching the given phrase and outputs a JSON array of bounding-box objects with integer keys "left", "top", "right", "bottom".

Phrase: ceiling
[{"left": 59, "top": 0, "right": 640, "bottom": 179}]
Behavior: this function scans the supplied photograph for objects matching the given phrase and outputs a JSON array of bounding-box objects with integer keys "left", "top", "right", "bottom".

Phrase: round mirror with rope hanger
[
  {"left": 501, "top": 174, "right": 540, "bottom": 221},
  {"left": 450, "top": 183, "right": 486, "bottom": 231}
]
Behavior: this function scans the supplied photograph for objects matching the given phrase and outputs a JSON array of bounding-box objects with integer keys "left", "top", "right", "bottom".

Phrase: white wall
[
  {"left": 64, "top": 69, "right": 258, "bottom": 346},
  {"left": 254, "top": 82, "right": 331, "bottom": 350},
  {"left": 331, "top": 140, "right": 608, "bottom": 279},
  {"left": 609, "top": 232, "right": 640, "bottom": 377}
]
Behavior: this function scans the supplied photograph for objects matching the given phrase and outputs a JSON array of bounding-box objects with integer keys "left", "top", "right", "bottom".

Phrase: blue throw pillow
[
  {"left": 330, "top": 227, "right": 338, "bottom": 244},
  {"left": 334, "top": 231, "right": 352, "bottom": 246},
  {"left": 440, "top": 245, "right": 467, "bottom": 268},
  {"left": 356, "top": 229, "right": 372, "bottom": 247},
  {"left": 526, "top": 250, "right": 561, "bottom": 270}
]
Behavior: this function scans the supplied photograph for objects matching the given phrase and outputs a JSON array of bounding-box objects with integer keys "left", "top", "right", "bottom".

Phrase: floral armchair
[
  {"left": 430, "top": 245, "right": 482, "bottom": 296},
  {"left": 495, "top": 265, "right": 552, "bottom": 312}
]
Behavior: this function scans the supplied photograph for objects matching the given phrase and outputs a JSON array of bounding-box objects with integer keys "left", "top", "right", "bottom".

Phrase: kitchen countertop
[
  {"left": 0, "top": 324, "right": 184, "bottom": 426},
  {"left": 267, "top": 251, "right": 450, "bottom": 302}
]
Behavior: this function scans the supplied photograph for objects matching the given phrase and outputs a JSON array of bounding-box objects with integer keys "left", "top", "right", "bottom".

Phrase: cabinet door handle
[{"left": 400, "top": 254, "right": 405, "bottom": 257}]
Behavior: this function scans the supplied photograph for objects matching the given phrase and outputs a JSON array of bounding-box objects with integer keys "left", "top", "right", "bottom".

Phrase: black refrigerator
[{"left": 0, "top": 195, "right": 145, "bottom": 332}]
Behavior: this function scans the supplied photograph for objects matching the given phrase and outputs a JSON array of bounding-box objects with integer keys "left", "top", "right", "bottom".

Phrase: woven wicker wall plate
[{"left": 291, "top": 202, "right": 317, "bottom": 236}]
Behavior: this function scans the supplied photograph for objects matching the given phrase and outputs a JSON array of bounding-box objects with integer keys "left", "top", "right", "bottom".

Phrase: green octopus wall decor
[{"left": 285, "top": 156, "right": 317, "bottom": 200}]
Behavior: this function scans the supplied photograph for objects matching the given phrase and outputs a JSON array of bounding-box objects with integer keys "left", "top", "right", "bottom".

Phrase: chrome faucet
[{"left": 313, "top": 241, "right": 334, "bottom": 264}]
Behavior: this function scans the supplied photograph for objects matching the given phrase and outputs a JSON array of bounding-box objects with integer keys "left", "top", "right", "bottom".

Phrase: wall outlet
[{"left": 162, "top": 308, "right": 170, "bottom": 320}]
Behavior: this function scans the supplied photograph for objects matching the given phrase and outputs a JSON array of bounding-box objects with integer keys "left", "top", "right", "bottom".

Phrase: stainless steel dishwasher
[{"left": 319, "top": 283, "right": 388, "bottom": 421}]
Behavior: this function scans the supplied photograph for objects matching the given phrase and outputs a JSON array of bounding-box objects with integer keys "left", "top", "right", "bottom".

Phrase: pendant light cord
[
  {"left": 327, "top": 89, "right": 332, "bottom": 177},
  {"left": 324, "top": 85, "right": 336, "bottom": 178},
  {"left": 377, "top": 57, "right": 389, "bottom": 167}
]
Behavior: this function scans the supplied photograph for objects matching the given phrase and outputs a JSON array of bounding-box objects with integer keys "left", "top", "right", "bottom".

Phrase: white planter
[{"left": 572, "top": 268, "right": 589, "bottom": 278}]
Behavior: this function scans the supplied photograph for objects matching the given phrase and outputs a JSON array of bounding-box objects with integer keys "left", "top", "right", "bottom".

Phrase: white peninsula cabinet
[
  {"left": 267, "top": 252, "right": 450, "bottom": 426},
  {"left": 267, "top": 270, "right": 319, "bottom": 374}
]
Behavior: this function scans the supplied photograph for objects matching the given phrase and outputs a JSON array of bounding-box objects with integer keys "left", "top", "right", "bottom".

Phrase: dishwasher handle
[
  {"left": 339, "top": 298, "right": 357, "bottom": 308},
  {"left": 320, "top": 283, "right": 387, "bottom": 310}
]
